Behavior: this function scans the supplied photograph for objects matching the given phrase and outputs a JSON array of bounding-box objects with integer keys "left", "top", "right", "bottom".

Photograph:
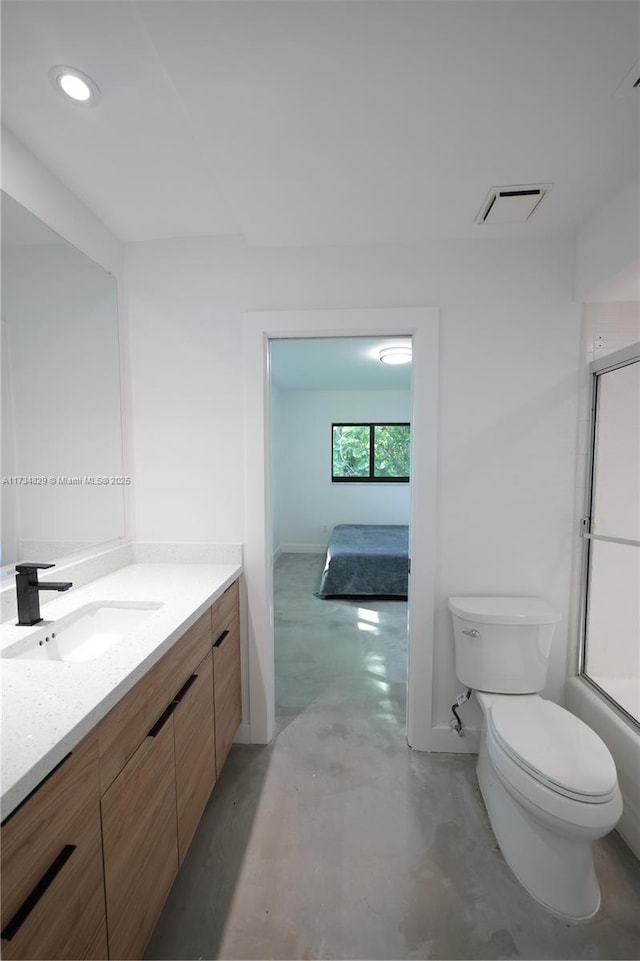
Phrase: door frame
[{"left": 243, "top": 307, "right": 439, "bottom": 749}]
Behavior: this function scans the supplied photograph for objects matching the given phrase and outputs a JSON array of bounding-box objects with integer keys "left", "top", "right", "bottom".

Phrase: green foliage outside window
[
  {"left": 374, "top": 424, "right": 411, "bottom": 477},
  {"left": 332, "top": 425, "right": 370, "bottom": 478},
  {"left": 332, "top": 423, "right": 410, "bottom": 482}
]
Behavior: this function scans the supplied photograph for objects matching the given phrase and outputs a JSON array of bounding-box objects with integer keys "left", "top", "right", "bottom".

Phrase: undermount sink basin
[{"left": 3, "top": 601, "right": 163, "bottom": 663}]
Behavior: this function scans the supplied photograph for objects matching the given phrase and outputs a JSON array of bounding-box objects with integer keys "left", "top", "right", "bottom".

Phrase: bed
[{"left": 315, "top": 524, "right": 409, "bottom": 599}]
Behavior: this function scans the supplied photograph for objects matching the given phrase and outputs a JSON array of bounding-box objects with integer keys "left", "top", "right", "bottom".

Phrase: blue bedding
[{"left": 316, "top": 524, "right": 409, "bottom": 598}]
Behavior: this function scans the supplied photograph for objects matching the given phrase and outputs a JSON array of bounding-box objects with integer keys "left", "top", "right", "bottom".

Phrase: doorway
[
  {"left": 269, "top": 336, "right": 412, "bottom": 732},
  {"left": 242, "top": 307, "right": 439, "bottom": 750}
]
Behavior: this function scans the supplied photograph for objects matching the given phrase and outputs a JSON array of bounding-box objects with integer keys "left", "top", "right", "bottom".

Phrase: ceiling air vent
[{"left": 475, "top": 184, "right": 552, "bottom": 225}]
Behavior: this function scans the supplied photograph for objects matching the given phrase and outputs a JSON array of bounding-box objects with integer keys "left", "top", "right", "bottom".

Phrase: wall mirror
[{"left": 1, "top": 191, "right": 125, "bottom": 568}]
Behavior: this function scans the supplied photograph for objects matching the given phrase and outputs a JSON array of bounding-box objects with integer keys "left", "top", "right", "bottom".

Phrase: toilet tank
[{"left": 448, "top": 596, "right": 561, "bottom": 694}]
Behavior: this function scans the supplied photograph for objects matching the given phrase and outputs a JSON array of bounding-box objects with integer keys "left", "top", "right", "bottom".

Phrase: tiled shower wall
[{"left": 584, "top": 302, "right": 640, "bottom": 362}]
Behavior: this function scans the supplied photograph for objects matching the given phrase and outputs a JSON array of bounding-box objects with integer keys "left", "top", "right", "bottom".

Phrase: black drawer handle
[
  {"left": 147, "top": 672, "right": 201, "bottom": 737},
  {"left": 173, "top": 674, "right": 198, "bottom": 703},
  {"left": 1, "top": 844, "right": 76, "bottom": 941},
  {"left": 213, "top": 628, "right": 229, "bottom": 649},
  {"left": 147, "top": 700, "right": 179, "bottom": 738}
]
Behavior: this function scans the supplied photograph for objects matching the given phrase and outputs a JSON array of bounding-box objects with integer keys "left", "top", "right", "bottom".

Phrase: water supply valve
[{"left": 450, "top": 688, "right": 472, "bottom": 735}]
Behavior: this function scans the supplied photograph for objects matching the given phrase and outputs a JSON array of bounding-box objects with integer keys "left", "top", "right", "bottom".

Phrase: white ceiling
[
  {"left": 270, "top": 337, "right": 412, "bottom": 390},
  {"left": 1, "top": 1, "right": 638, "bottom": 248}
]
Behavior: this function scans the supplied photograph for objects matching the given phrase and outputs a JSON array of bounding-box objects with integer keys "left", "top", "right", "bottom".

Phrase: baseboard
[
  {"left": 233, "top": 723, "right": 252, "bottom": 745},
  {"left": 411, "top": 724, "right": 480, "bottom": 754},
  {"left": 279, "top": 544, "right": 326, "bottom": 554}
]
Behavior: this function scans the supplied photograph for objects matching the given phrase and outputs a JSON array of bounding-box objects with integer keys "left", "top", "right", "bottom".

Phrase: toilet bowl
[
  {"left": 476, "top": 691, "right": 622, "bottom": 920},
  {"left": 448, "top": 596, "right": 622, "bottom": 921}
]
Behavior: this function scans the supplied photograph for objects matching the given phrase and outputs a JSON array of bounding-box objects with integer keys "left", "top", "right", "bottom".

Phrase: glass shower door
[{"left": 582, "top": 348, "right": 640, "bottom": 725}]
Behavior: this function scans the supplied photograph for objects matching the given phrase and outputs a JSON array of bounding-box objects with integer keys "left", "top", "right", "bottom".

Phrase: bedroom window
[{"left": 331, "top": 423, "right": 410, "bottom": 482}]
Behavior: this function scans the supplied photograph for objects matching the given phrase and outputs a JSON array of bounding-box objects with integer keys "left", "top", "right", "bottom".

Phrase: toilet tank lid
[{"left": 448, "top": 596, "right": 561, "bottom": 625}]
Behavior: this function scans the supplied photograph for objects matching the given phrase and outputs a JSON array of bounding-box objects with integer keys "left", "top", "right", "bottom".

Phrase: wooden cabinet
[
  {"left": 99, "top": 581, "right": 240, "bottom": 957},
  {"left": 174, "top": 650, "right": 216, "bottom": 863},
  {"left": 97, "top": 607, "right": 212, "bottom": 795},
  {"left": 98, "top": 608, "right": 214, "bottom": 959},
  {"left": 0, "top": 731, "right": 106, "bottom": 961},
  {"left": 211, "top": 578, "right": 239, "bottom": 645},
  {"left": 3, "top": 576, "right": 241, "bottom": 961},
  {"left": 212, "top": 583, "right": 241, "bottom": 776},
  {"left": 101, "top": 707, "right": 179, "bottom": 961}
]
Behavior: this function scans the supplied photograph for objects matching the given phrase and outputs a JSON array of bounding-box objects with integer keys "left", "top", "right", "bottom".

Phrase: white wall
[
  {"left": 272, "top": 388, "right": 410, "bottom": 552},
  {"left": 574, "top": 176, "right": 640, "bottom": 303},
  {"left": 124, "top": 238, "right": 247, "bottom": 543},
  {"left": 125, "top": 236, "right": 581, "bottom": 742}
]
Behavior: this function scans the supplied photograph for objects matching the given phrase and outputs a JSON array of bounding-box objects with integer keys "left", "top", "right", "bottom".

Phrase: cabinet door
[
  {"left": 0, "top": 732, "right": 105, "bottom": 961},
  {"left": 101, "top": 706, "right": 179, "bottom": 961},
  {"left": 213, "top": 614, "right": 241, "bottom": 776},
  {"left": 211, "top": 580, "right": 239, "bottom": 643},
  {"left": 173, "top": 650, "right": 216, "bottom": 864},
  {"left": 97, "top": 606, "right": 212, "bottom": 795}
]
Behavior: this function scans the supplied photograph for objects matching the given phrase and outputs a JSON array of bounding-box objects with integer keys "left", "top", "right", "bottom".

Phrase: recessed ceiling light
[
  {"left": 49, "top": 66, "right": 101, "bottom": 106},
  {"left": 379, "top": 346, "right": 412, "bottom": 365}
]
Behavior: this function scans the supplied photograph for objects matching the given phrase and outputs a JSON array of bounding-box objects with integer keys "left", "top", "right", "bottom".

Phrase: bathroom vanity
[{"left": 0, "top": 563, "right": 242, "bottom": 960}]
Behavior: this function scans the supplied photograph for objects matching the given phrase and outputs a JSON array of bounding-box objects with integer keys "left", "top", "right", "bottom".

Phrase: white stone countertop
[{"left": 0, "top": 562, "right": 241, "bottom": 820}]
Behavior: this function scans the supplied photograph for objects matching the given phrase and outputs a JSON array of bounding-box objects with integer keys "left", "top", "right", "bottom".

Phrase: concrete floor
[{"left": 146, "top": 553, "right": 640, "bottom": 960}]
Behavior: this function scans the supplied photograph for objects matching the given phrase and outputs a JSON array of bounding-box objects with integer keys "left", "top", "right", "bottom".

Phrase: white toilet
[{"left": 448, "top": 595, "right": 622, "bottom": 921}]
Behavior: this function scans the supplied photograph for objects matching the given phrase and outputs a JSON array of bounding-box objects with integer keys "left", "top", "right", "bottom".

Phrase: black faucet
[{"left": 15, "top": 563, "right": 73, "bottom": 626}]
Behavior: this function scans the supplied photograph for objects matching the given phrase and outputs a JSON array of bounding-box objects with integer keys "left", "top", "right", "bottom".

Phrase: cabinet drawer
[
  {"left": 213, "top": 614, "right": 241, "bottom": 776},
  {"left": 1, "top": 731, "right": 105, "bottom": 961},
  {"left": 97, "top": 607, "right": 212, "bottom": 793},
  {"left": 174, "top": 650, "right": 216, "bottom": 863},
  {"left": 211, "top": 580, "right": 239, "bottom": 646},
  {"left": 101, "top": 710, "right": 178, "bottom": 961}
]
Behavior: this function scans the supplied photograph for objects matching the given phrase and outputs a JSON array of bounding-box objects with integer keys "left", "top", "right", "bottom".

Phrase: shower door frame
[{"left": 579, "top": 341, "right": 640, "bottom": 728}]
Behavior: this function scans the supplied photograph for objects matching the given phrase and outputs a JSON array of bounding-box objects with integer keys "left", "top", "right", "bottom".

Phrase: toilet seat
[{"left": 487, "top": 697, "right": 618, "bottom": 803}]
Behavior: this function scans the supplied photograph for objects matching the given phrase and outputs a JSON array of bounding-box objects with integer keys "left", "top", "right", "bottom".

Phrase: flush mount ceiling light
[
  {"left": 475, "top": 183, "right": 552, "bottom": 225},
  {"left": 48, "top": 65, "right": 101, "bottom": 106},
  {"left": 379, "top": 345, "right": 412, "bottom": 365}
]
